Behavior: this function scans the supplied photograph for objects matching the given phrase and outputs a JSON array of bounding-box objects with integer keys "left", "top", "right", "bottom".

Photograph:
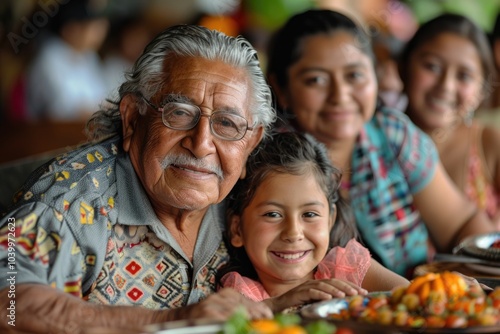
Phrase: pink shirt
[{"left": 220, "top": 239, "right": 371, "bottom": 301}]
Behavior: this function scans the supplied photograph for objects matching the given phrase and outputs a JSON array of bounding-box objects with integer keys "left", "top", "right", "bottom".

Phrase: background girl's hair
[
  {"left": 399, "top": 13, "right": 495, "bottom": 93},
  {"left": 266, "top": 9, "right": 374, "bottom": 91},
  {"left": 218, "top": 131, "right": 358, "bottom": 281}
]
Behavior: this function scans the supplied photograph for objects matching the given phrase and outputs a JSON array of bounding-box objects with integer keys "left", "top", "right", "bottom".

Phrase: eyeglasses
[{"left": 141, "top": 96, "right": 254, "bottom": 141}]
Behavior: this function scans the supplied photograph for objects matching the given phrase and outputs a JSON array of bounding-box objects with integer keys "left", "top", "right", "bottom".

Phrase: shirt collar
[
  {"left": 116, "top": 153, "right": 158, "bottom": 226},
  {"left": 115, "top": 153, "right": 224, "bottom": 264}
]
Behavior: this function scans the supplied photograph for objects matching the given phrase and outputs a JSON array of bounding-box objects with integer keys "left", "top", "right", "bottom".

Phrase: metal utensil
[{"left": 433, "top": 253, "right": 500, "bottom": 267}]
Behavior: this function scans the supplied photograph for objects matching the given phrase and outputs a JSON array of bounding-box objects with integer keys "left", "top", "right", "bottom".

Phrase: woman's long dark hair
[{"left": 217, "top": 131, "right": 358, "bottom": 282}]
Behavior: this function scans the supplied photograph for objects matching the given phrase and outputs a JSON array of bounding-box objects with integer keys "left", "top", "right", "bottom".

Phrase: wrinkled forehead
[{"left": 159, "top": 55, "right": 253, "bottom": 116}]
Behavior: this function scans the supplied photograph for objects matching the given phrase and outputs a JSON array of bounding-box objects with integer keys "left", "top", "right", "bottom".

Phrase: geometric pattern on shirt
[
  {"left": 0, "top": 136, "right": 229, "bottom": 307},
  {"left": 0, "top": 139, "right": 120, "bottom": 298},
  {"left": 86, "top": 223, "right": 229, "bottom": 309}
]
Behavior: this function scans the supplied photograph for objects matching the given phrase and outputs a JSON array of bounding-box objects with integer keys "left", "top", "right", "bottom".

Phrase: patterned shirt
[
  {"left": 0, "top": 136, "right": 229, "bottom": 308},
  {"left": 349, "top": 108, "right": 438, "bottom": 276}
]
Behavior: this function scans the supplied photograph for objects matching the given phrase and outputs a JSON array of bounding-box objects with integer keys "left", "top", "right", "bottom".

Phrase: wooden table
[{"left": 0, "top": 121, "right": 88, "bottom": 164}]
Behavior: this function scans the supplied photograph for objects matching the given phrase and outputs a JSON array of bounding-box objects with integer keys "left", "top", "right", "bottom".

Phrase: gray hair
[{"left": 86, "top": 24, "right": 276, "bottom": 141}]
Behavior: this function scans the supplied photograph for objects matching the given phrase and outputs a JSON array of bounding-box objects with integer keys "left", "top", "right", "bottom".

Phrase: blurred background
[{"left": 0, "top": 0, "right": 499, "bottom": 165}]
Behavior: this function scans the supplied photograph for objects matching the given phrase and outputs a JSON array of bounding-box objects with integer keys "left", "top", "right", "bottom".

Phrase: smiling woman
[{"left": 399, "top": 13, "right": 500, "bottom": 226}]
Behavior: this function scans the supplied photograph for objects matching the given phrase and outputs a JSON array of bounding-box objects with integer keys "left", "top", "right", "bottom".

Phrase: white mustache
[{"left": 160, "top": 155, "right": 224, "bottom": 179}]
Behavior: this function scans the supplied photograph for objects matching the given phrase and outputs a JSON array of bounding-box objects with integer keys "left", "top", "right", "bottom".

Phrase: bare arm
[
  {"left": 361, "top": 259, "right": 409, "bottom": 292},
  {"left": 0, "top": 284, "right": 272, "bottom": 334},
  {"left": 482, "top": 125, "right": 500, "bottom": 227},
  {"left": 413, "top": 162, "right": 495, "bottom": 253},
  {"left": 0, "top": 284, "right": 163, "bottom": 334}
]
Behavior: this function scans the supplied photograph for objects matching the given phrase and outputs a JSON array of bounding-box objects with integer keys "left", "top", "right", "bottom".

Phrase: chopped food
[
  {"left": 328, "top": 272, "right": 500, "bottom": 329},
  {"left": 221, "top": 310, "right": 344, "bottom": 334}
]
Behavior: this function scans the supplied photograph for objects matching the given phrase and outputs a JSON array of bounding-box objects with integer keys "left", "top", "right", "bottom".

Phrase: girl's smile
[{"left": 230, "top": 171, "right": 334, "bottom": 296}]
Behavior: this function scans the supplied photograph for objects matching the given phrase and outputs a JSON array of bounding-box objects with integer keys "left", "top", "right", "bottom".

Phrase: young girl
[
  {"left": 218, "top": 131, "right": 409, "bottom": 312},
  {"left": 399, "top": 13, "right": 500, "bottom": 225}
]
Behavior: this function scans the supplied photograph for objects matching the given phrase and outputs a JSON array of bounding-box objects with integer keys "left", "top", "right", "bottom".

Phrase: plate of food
[
  {"left": 143, "top": 319, "right": 223, "bottom": 334},
  {"left": 453, "top": 232, "right": 500, "bottom": 262},
  {"left": 143, "top": 311, "right": 347, "bottom": 334},
  {"left": 301, "top": 272, "right": 500, "bottom": 334}
]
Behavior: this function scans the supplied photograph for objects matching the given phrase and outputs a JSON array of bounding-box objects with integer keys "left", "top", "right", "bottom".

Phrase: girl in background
[{"left": 399, "top": 13, "right": 500, "bottom": 225}]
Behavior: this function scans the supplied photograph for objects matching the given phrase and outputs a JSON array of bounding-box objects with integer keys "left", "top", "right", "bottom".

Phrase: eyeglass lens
[{"left": 162, "top": 102, "right": 248, "bottom": 140}]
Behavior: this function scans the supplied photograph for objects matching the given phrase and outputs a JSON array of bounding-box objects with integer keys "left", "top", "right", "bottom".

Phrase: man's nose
[{"left": 182, "top": 115, "right": 216, "bottom": 158}]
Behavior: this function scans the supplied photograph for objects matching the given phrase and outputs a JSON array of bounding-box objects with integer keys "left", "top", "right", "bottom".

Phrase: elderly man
[{"left": 0, "top": 25, "right": 276, "bottom": 333}]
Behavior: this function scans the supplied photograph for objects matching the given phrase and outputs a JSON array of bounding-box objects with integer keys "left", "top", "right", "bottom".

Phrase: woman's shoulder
[
  {"left": 371, "top": 107, "right": 414, "bottom": 129},
  {"left": 481, "top": 123, "right": 500, "bottom": 143},
  {"left": 367, "top": 107, "right": 427, "bottom": 147},
  {"left": 367, "top": 108, "right": 438, "bottom": 177},
  {"left": 480, "top": 123, "right": 500, "bottom": 166}
]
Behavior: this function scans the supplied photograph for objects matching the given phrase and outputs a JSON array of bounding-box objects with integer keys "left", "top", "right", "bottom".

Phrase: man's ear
[
  {"left": 240, "top": 125, "right": 263, "bottom": 179},
  {"left": 229, "top": 215, "right": 244, "bottom": 247},
  {"left": 247, "top": 125, "right": 264, "bottom": 153},
  {"left": 120, "top": 94, "right": 139, "bottom": 152}
]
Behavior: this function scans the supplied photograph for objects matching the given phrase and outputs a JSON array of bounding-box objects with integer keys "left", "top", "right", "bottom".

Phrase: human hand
[
  {"left": 168, "top": 288, "right": 273, "bottom": 321},
  {"left": 266, "top": 279, "right": 367, "bottom": 312}
]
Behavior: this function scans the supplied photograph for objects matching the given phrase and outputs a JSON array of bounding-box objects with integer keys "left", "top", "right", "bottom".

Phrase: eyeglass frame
[{"left": 140, "top": 95, "right": 254, "bottom": 141}]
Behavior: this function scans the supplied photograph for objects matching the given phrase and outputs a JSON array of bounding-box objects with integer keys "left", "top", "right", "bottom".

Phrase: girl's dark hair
[
  {"left": 218, "top": 131, "right": 358, "bottom": 282},
  {"left": 399, "top": 13, "right": 495, "bottom": 94},
  {"left": 266, "top": 9, "right": 374, "bottom": 91}
]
